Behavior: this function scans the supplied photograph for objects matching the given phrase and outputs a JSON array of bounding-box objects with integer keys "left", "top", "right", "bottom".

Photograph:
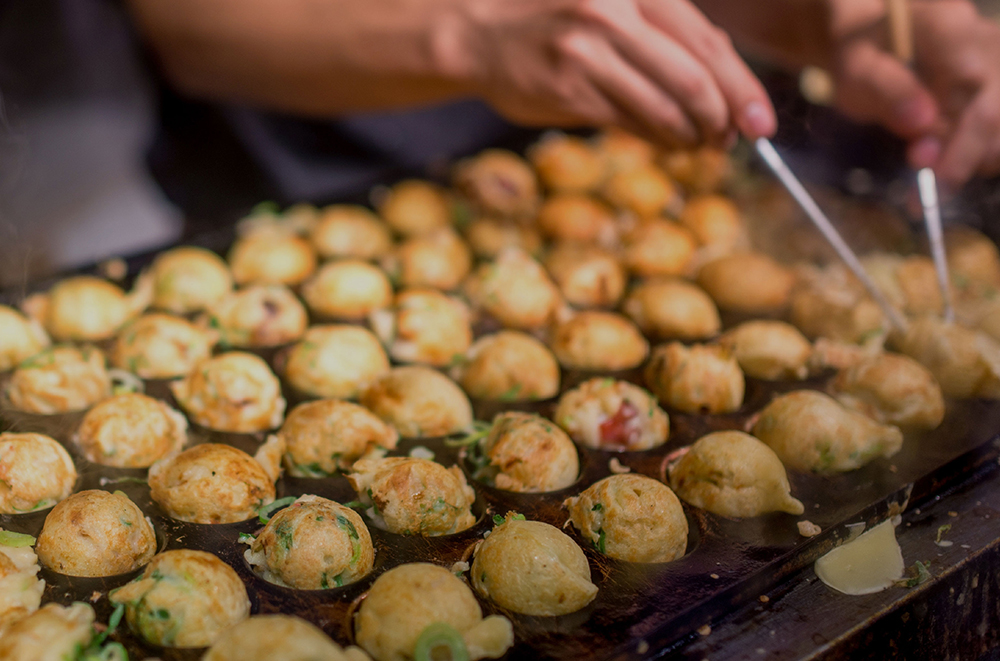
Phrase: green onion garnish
[
  {"left": 413, "top": 622, "right": 470, "bottom": 661},
  {"left": 0, "top": 531, "right": 36, "bottom": 547},
  {"left": 257, "top": 496, "right": 297, "bottom": 524}
]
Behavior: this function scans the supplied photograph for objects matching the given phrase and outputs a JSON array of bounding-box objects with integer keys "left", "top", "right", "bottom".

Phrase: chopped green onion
[
  {"left": 413, "top": 622, "right": 470, "bottom": 661},
  {"left": 257, "top": 496, "right": 297, "bottom": 524},
  {"left": 0, "top": 531, "right": 36, "bottom": 547},
  {"left": 238, "top": 532, "right": 256, "bottom": 545},
  {"left": 445, "top": 420, "right": 492, "bottom": 448},
  {"left": 596, "top": 528, "right": 607, "bottom": 554},
  {"left": 591, "top": 503, "right": 604, "bottom": 512},
  {"left": 492, "top": 514, "right": 505, "bottom": 526},
  {"left": 341, "top": 500, "right": 363, "bottom": 509}
]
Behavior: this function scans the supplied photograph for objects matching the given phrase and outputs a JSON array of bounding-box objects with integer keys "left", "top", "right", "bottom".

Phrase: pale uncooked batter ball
[
  {"left": 74, "top": 392, "right": 187, "bottom": 468},
  {"left": 310, "top": 205, "right": 393, "bottom": 260},
  {"left": 110, "top": 549, "right": 250, "bottom": 648},
  {"left": 360, "top": 366, "right": 472, "bottom": 438},
  {"left": 601, "top": 163, "right": 678, "bottom": 218},
  {"left": 5, "top": 345, "right": 111, "bottom": 414},
  {"left": 463, "top": 247, "right": 561, "bottom": 330},
  {"left": 554, "top": 378, "right": 668, "bottom": 451},
  {"left": 348, "top": 456, "right": 476, "bottom": 536},
  {"left": 204, "top": 615, "right": 371, "bottom": 661},
  {"left": 369, "top": 289, "right": 472, "bottom": 366},
  {"left": 544, "top": 243, "right": 626, "bottom": 308},
  {"left": 644, "top": 342, "right": 744, "bottom": 414},
  {"left": 301, "top": 259, "right": 393, "bottom": 320},
  {"left": 148, "top": 245, "right": 233, "bottom": 314},
  {"left": 697, "top": 252, "right": 795, "bottom": 314},
  {"left": 205, "top": 284, "right": 307, "bottom": 348},
  {"left": 34, "top": 276, "right": 146, "bottom": 342},
  {"left": 477, "top": 412, "right": 579, "bottom": 492},
  {"left": 0, "top": 602, "right": 97, "bottom": 661},
  {"left": 622, "top": 278, "right": 720, "bottom": 341},
  {"left": 111, "top": 313, "right": 216, "bottom": 379},
  {"left": 550, "top": 311, "right": 649, "bottom": 371},
  {"left": 565, "top": 474, "right": 688, "bottom": 562},
  {"left": 536, "top": 194, "right": 617, "bottom": 245},
  {"left": 284, "top": 325, "right": 390, "bottom": 399},
  {"left": 621, "top": 218, "right": 697, "bottom": 277},
  {"left": 0, "top": 432, "right": 76, "bottom": 514},
  {"left": 0, "top": 305, "right": 49, "bottom": 372},
  {"left": 529, "top": 133, "right": 606, "bottom": 193},
  {"left": 228, "top": 229, "right": 317, "bottom": 286},
  {"left": 356, "top": 563, "right": 514, "bottom": 661},
  {"left": 471, "top": 516, "right": 598, "bottom": 616},
  {"left": 36, "top": 489, "right": 156, "bottom": 577},
  {"left": 453, "top": 149, "right": 540, "bottom": 218},
  {"left": 718, "top": 320, "right": 812, "bottom": 381},
  {"left": 451, "top": 331, "right": 560, "bottom": 401},
  {"left": 832, "top": 352, "right": 945, "bottom": 429},
  {"left": 377, "top": 179, "right": 453, "bottom": 236},
  {"left": 383, "top": 228, "right": 472, "bottom": 291},
  {"left": 170, "top": 351, "right": 285, "bottom": 432}
]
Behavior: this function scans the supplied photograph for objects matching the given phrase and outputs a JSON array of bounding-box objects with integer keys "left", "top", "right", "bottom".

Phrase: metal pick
[{"left": 917, "top": 167, "right": 955, "bottom": 323}]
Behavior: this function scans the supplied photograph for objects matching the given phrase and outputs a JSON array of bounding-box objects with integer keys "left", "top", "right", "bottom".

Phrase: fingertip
[
  {"left": 907, "top": 136, "right": 942, "bottom": 169},
  {"left": 741, "top": 101, "right": 777, "bottom": 139}
]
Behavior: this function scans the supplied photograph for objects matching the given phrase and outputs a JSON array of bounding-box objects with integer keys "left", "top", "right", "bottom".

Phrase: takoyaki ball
[
  {"left": 529, "top": 134, "right": 606, "bottom": 193},
  {"left": 668, "top": 431, "right": 804, "bottom": 517},
  {"left": 543, "top": 244, "right": 626, "bottom": 308},
  {"left": 752, "top": 390, "right": 903, "bottom": 473},
  {"left": 5, "top": 345, "right": 111, "bottom": 414},
  {"left": 478, "top": 412, "right": 579, "bottom": 492},
  {"left": 536, "top": 194, "right": 618, "bottom": 245},
  {"left": 356, "top": 563, "right": 514, "bottom": 661},
  {"left": 377, "top": 180, "right": 452, "bottom": 237},
  {"left": 550, "top": 311, "right": 649, "bottom": 371},
  {"left": 0, "top": 525, "right": 44, "bottom": 630},
  {"left": 245, "top": 495, "right": 374, "bottom": 588},
  {"left": 75, "top": 393, "right": 187, "bottom": 468},
  {"left": 148, "top": 443, "right": 277, "bottom": 523},
  {"left": 0, "top": 432, "right": 76, "bottom": 514},
  {"left": 170, "top": 351, "right": 285, "bottom": 432},
  {"left": 789, "top": 264, "right": 885, "bottom": 343},
  {"left": 859, "top": 253, "right": 943, "bottom": 317},
  {"left": 622, "top": 218, "right": 697, "bottom": 277},
  {"left": 622, "top": 278, "right": 720, "bottom": 341},
  {"left": 0, "top": 603, "right": 97, "bottom": 661},
  {"left": 471, "top": 516, "right": 598, "bottom": 616},
  {"left": 284, "top": 325, "right": 390, "bottom": 399},
  {"left": 463, "top": 217, "right": 543, "bottom": 259},
  {"left": 564, "top": 474, "right": 687, "bottom": 562},
  {"left": 832, "top": 352, "right": 945, "bottom": 429},
  {"left": 554, "top": 378, "right": 668, "bottom": 451},
  {"left": 301, "top": 259, "right": 393, "bottom": 320},
  {"left": 453, "top": 149, "right": 540, "bottom": 218},
  {"left": 36, "top": 489, "right": 156, "bottom": 577},
  {"left": 892, "top": 315, "right": 1000, "bottom": 399},
  {"left": 718, "top": 320, "right": 812, "bottom": 381},
  {"left": 451, "top": 331, "right": 560, "bottom": 401},
  {"left": 370, "top": 289, "right": 472, "bottom": 367},
  {"left": 660, "top": 146, "right": 732, "bottom": 194},
  {"left": 111, "top": 313, "right": 215, "bottom": 379},
  {"left": 594, "top": 128, "right": 657, "bottom": 173},
  {"left": 35, "top": 276, "right": 145, "bottom": 342},
  {"left": 678, "top": 194, "right": 748, "bottom": 254},
  {"left": 463, "top": 248, "right": 561, "bottom": 330},
  {"left": 348, "top": 457, "right": 475, "bottom": 536},
  {"left": 0, "top": 305, "right": 49, "bottom": 372},
  {"left": 310, "top": 205, "right": 393, "bottom": 260},
  {"left": 148, "top": 246, "right": 233, "bottom": 314},
  {"left": 279, "top": 399, "right": 399, "bottom": 476},
  {"left": 228, "top": 229, "right": 317, "bottom": 286},
  {"left": 945, "top": 225, "right": 1000, "bottom": 296},
  {"left": 696, "top": 253, "right": 795, "bottom": 314},
  {"left": 204, "top": 615, "right": 371, "bottom": 661},
  {"left": 644, "top": 342, "right": 744, "bottom": 414},
  {"left": 206, "top": 285, "right": 307, "bottom": 348},
  {"left": 110, "top": 549, "right": 250, "bottom": 648},
  {"left": 601, "top": 163, "right": 679, "bottom": 218},
  {"left": 360, "top": 366, "right": 472, "bottom": 438},
  {"left": 383, "top": 228, "right": 472, "bottom": 291}
]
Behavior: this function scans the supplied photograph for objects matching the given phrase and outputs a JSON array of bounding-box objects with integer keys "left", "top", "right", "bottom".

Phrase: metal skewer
[{"left": 755, "top": 137, "right": 909, "bottom": 333}]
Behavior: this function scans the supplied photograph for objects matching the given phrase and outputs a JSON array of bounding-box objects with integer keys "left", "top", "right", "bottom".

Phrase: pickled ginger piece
[{"left": 815, "top": 520, "right": 903, "bottom": 595}]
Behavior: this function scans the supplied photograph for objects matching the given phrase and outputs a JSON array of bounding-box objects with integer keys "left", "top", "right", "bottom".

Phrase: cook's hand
[{"left": 454, "top": 0, "right": 776, "bottom": 147}]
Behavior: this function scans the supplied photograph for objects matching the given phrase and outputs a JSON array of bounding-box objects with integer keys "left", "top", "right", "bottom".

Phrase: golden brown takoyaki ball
[
  {"left": 529, "top": 134, "right": 606, "bottom": 193},
  {"left": 382, "top": 228, "right": 472, "bottom": 291},
  {"left": 301, "top": 259, "right": 393, "bottom": 320},
  {"left": 831, "top": 352, "right": 944, "bottom": 429},
  {"left": 668, "top": 431, "right": 804, "bottom": 517},
  {"left": 170, "top": 351, "right": 285, "bottom": 432},
  {"left": 148, "top": 443, "right": 277, "bottom": 523},
  {"left": 0, "top": 432, "right": 76, "bottom": 514},
  {"left": 718, "top": 320, "right": 812, "bottom": 381},
  {"left": 644, "top": 342, "right": 744, "bottom": 414},
  {"left": 284, "top": 325, "right": 390, "bottom": 400},
  {"left": 696, "top": 253, "right": 795, "bottom": 314},
  {"left": 471, "top": 516, "right": 597, "bottom": 616},
  {"left": 36, "top": 489, "right": 156, "bottom": 577},
  {"left": 111, "top": 313, "right": 216, "bottom": 379},
  {"left": 348, "top": 457, "right": 476, "bottom": 536},
  {"left": 310, "top": 205, "right": 393, "bottom": 260},
  {"left": 0, "top": 603, "right": 97, "bottom": 661},
  {"left": 601, "top": 163, "right": 679, "bottom": 218},
  {"left": 75, "top": 393, "right": 187, "bottom": 468},
  {"left": 5, "top": 345, "right": 111, "bottom": 414},
  {"left": 453, "top": 149, "right": 540, "bottom": 218},
  {"left": 369, "top": 289, "right": 472, "bottom": 367},
  {"left": 204, "top": 285, "right": 307, "bottom": 348},
  {"left": 621, "top": 218, "right": 697, "bottom": 277},
  {"left": 377, "top": 180, "right": 453, "bottom": 236},
  {"left": 463, "top": 248, "right": 561, "bottom": 330},
  {"left": 859, "top": 253, "right": 943, "bottom": 317},
  {"left": 451, "top": 331, "right": 560, "bottom": 401},
  {"left": 660, "top": 146, "right": 733, "bottom": 194},
  {"left": 554, "top": 378, "right": 668, "bottom": 451},
  {"left": 245, "top": 495, "right": 374, "bottom": 588},
  {"left": 678, "top": 194, "right": 748, "bottom": 254},
  {"left": 789, "top": 264, "right": 886, "bottom": 343},
  {"left": 34, "top": 276, "right": 146, "bottom": 342},
  {"left": 360, "top": 366, "right": 472, "bottom": 438},
  {"left": 0, "top": 529, "right": 44, "bottom": 632},
  {"left": 593, "top": 128, "right": 657, "bottom": 173},
  {"left": 356, "top": 563, "right": 514, "bottom": 661},
  {"left": 148, "top": 246, "right": 233, "bottom": 314},
  {"left": 543, "top": 244, "right": 626, "bottom": 308},
  {"left": 565, "top": 474, "right": 688, "bottom": 562},
  {"left": 622, "top": 278, "right": 721, "bottom": 341},
  {"left": 891, "top": 315, "right": 1000, "bottom": 399},
  {"left": 110, "top": 549, "right": 250, "bottom": 648},
  {"left": 0, "top": 305, "right": 49, "bottom": 372},
  {"left": 945, "top": 226, "right": 1000, "bottom": 296},
  {"left": 279, "top": 399, "right": 399, "bottom": 476},
  {"left": 752, "top": 390, "right": 903, "bottom": 473},
  {"left": 203, "top": 615, "right": 371, "bottom": 661},
  {"left": 228, "top": 229, "right": 317, "bottom": 286},
  {"left": 550, "top": 311, "right": 649, "bottom": 371},
  {"left": 536, "top": 194, "right": 618, "bottom": 245},
  {"left": 477, "top": 412, "right": 579, "bottom": 492},
  {"left": 463, "top": 217, "right": 543, "bottom": 260}
]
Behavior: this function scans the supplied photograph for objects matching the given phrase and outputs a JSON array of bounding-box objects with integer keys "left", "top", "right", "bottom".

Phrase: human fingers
[{"left": 934, "top": 83, "right": 1000, "bottom": 191}]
